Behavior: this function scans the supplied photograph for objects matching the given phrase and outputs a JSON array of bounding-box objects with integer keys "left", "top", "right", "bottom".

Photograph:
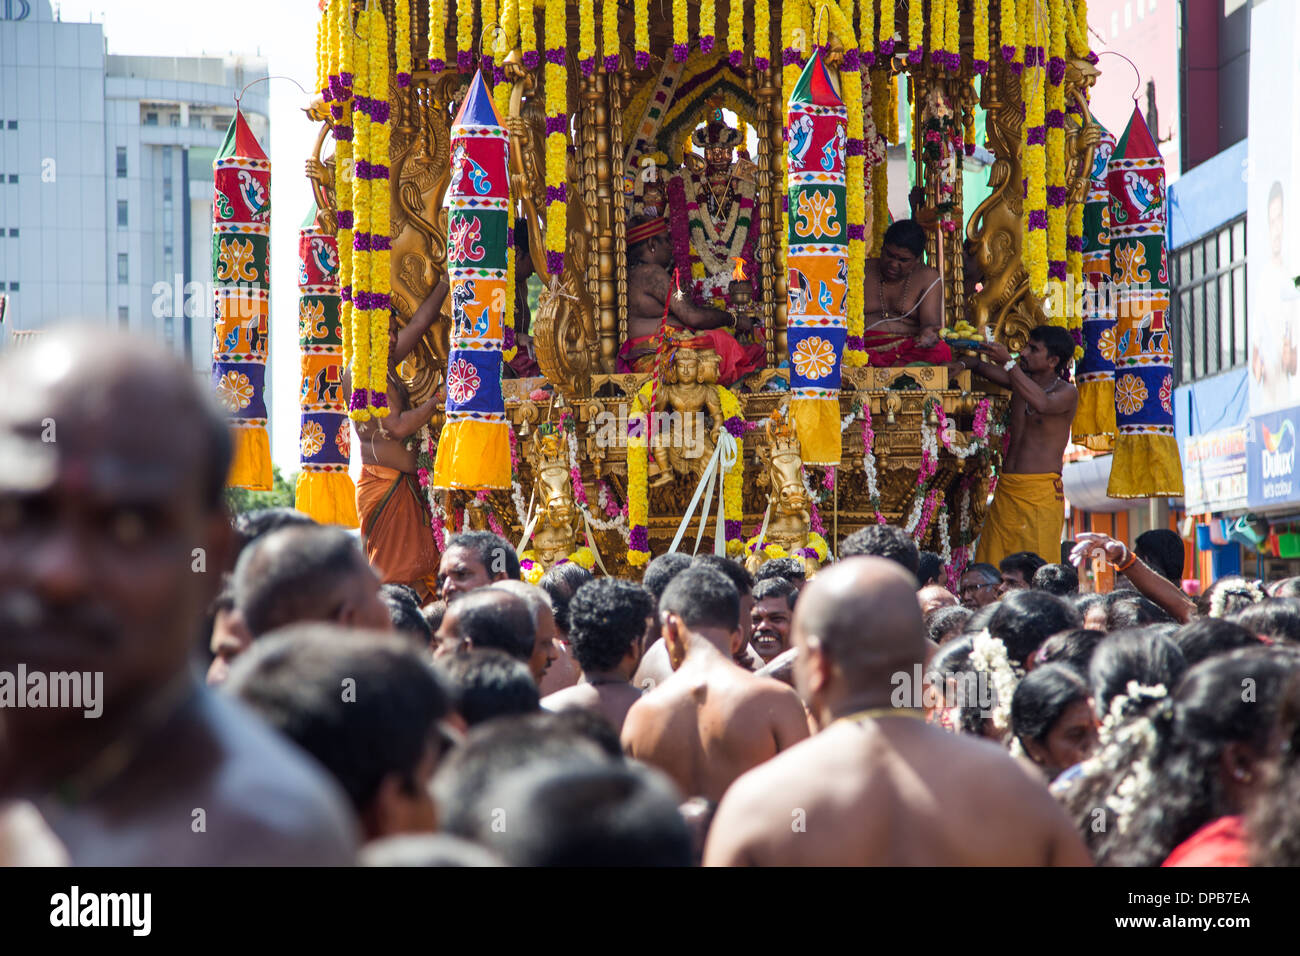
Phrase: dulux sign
[{"left": 1247, "top": 407, "right": 1300, "bottom": 509}]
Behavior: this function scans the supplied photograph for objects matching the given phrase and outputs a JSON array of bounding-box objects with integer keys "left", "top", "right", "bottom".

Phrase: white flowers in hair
[
  {"left": 1208, "top": 579, "right": 1265, "bottom": 618},
  {"left": 969, "top": 629, "right": 1021, "bottom": 735},
  {"left": 1099, "top": 680, "right": 1167, "bottom": 745}
]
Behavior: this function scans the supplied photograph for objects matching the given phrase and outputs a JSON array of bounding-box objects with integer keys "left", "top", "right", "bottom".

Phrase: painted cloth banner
[
  {"left": 1106, "top": 106, "right": 1183, "bottom": 498},
  {"left": 1074, "top": 124, "right": 1116, "bottom": 452},
  {"left": 296, "top": 208, "right": 359, "bottom": 526},
  {"left": 432, "top": 71, "right": 512, "bottom": 489},
  {"left": 212, "top": 110, "right": 272, "bottom": 490},
  {"left": 785, "top": 49, "right": 847, "bottom": 466}
]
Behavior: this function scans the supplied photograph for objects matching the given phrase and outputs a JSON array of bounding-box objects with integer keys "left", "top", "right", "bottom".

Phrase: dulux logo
[
  {"left": 1261, "top": 420, "right": 1296, "bottom": 480},
  {"left": 2, "top": 0, "right": 32, "bottom": 21}
]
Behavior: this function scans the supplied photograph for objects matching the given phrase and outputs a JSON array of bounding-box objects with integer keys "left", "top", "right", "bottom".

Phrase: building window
[
  {"left": 8, "top": 174, "right": 17, "bottom": 184},
  {"left": 145, "top": 111, "right": 158, "bottom": 125},
  {"left": 6, "top": 228, "right": 16, "bottom": 238},
  {"left": 163, "top": 179, "right": 173, "bottom": 201},
  {"left": 118, "top": 306, "right": 129, "bottom": 326},
  {"left": 5, "top": 121, "right": 14, "bottom": 130},
  {"left": 116, "top": 147, "right": 127, "bottom": 178},
  {"left": 117, "top": 200, "right": 128, "bottom": 228},
  {"left": 117, "top": 253, "right": 129, "bottom": 285},
  {"left": 8, "top": 282, "right": 18, "bottom": 292},
  {"left": 1171, "top": 215, "right": 1247, "bottom": 384},
  {"left": 169, "top": 113, "right": 180, "bottom": 127}
]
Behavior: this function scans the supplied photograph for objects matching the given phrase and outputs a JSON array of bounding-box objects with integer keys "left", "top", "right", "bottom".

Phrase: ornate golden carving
[
  {"left": 528, "top": 430, "right": 581, "bottom": 569},
  {"left": 639, "top": 347, "right": 722, "bottom": 486},
  {"left": 749, "top": 415, "right": 811, "bottom": 572}
]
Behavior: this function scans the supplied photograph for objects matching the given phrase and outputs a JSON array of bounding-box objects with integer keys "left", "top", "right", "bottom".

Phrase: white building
[{"left": 0, "top": 0, "right": 267, "bottom": 370}]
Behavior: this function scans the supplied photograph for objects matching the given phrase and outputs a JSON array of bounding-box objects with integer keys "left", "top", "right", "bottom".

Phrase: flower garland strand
[
  {"left": 579, "top": 0, "right": 597, "bottom": 75},
  {"left": 494, "top": 0, "right": 519, "bottom": 116},
  {"left": 1045, "top": 0, "right": 1069, "bottom": 294},
  {"left": 929, "top": 0, "right": 946, "bottom": 69},
  {"left": 634, "top": 0, "right": 649, "bottom": 69},
  {"left": 944, "top": 0, "right": 960, "bottom": 70},
  {"left": 521, "top": 0, "right": 539, "bottom": 69},
  {"left": 754, "top": 0, "right": 770, "bottom": 71},
  {"left": 907, "top": 0, "right": 924, "bottom": 64},
  {"left": 365, "top": 3, "right": 392, "bottom": 417},
  {"left": 699, "top": 0, "right": 716, "bottom": 54},
  {"left": 843, "top": 40, "right": 867, "bottom": 367},
  {"left": 428, "top": 0, "right": 447, "bottom": 72},
  {"left": 859, "top": 0, "right": 875, "bottom": 66},
  {"left": 348, "top": 7, "right": 373, "bottom": 419},
  {"left": 1021, "top": 0, "right": 1048, "bottom": 296},
  {"left": 602, "top": 0, "right": 620, "bottom": 71},
  {"left": 1001, "top": 0, "right": 1020, "bottom": 72},
  {"left": 626, "top": 387, "right": 651, "bottom": 566},
  {"left": 335, "top": 0, "right": 356, "bottom": 373},
  {"left": 543, "top": 0, "right": 568, "bottom": 278},
  {"left": 672, "top": 0, "right": 689, "bottom": 61},
  {"left": 456, "top": 0, "right": 474, "bottom": 72},
  {"left": 860, "top": 400, "right": 887, "bottom": 523},
  {"left": 878, "top": 0, "right": 895, "bottom": 58},
  {"left": 728, "top": 0, "right": 745, "bottom": 67},
  {"left": 396, "top": 0, "right": 412, "bottom": 87},
  {"left": 480, "top": 0, "right": 498, "bottom": 81},
  {"left": 973, "top": 0, "right": 990, "bottom": 74}
]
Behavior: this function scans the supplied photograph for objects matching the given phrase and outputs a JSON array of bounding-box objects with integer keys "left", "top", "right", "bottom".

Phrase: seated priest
[
  {"left": 860, "top": 219, "right": 953, "bottom": 367},
  {"left": 620, "top": 215, "right": 765, "bottom": 386}
]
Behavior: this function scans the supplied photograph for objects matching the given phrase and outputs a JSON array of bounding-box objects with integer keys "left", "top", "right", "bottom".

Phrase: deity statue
[
  {"left": 528, "top": 429, "right": 581, "bottom": 569},
  {"left": 642, "top": 346, "right": 723, "bottom": 487},
  {"left": 668, "top": 107, "right": 760, "bottom": 308}
]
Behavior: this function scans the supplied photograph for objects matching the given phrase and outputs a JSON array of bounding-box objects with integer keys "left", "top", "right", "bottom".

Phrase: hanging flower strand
[
  {"left": 428, "top": 0, "right": 446, "bottom": 72},
  {"left": 602, "top": 0, "right": 620, "bottom": 71},
  {"left": 543, "top": 0, "right": 568, "bottom": 278},
  {"left": 396, "top": 0, "right": 412, "bottom": 87}
]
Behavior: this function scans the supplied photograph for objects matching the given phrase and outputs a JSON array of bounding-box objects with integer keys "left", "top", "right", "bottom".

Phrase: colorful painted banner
[
  {"left": 295, "top": 208, "right": 359, "bottom": 526},
  {"left": 212, "top": 110, "right": 272, "bottom": 490},
  {"left": 785, "top": 49, "right": 847, "bottom": 467},
  {"left": 1074, "top": 124, "right": 1116, "bottom": 452},
  {"left": 432, "top": 70, "right": 512, "bottom": 489},
  {"left": 1106, "top": 106, "right": 1183, "bottom": 498}
]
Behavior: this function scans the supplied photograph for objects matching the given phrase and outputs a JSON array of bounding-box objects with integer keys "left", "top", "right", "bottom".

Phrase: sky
[{"left": 56, "top": 0, "right": 325, "bottom": 477}]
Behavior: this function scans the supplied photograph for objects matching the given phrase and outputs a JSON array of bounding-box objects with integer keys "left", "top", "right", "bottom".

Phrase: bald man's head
[
  {"left": 792, "top": 557, "right": 926, "bottom": 712},
  {"left": 233, "top": 525, "right": 391, "bottom": 637}
]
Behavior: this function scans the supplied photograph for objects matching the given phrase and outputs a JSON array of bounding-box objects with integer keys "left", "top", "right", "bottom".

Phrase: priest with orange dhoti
[
  {"left": 619, "top": 215, "right": 765, "bottom": 386},
  {"left": 857, "top": 219, "right": 954, "bottom": 367}
]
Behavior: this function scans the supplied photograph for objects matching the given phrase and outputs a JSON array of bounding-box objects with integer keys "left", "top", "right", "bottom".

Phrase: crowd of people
[{"left": 5, "top": 332, "right": 1300, "bottom": 867}]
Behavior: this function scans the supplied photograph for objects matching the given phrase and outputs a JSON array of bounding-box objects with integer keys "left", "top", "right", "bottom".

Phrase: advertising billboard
[
  {"left": 1183, "top": 425, "right": 1250, "bottom": 514},
  {"left": 1246, "top": 0, "right": 1300, "bottom": 413},
  {"left": 1246, "top": 407, "right": 1300, "bottom": 510}
]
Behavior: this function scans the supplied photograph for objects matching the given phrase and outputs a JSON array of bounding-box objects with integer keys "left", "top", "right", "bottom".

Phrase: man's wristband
[
  {"left": 1115, "top": 550, "right": 1138, "bottom": 572},
  {"left": 1003, "top": 356, "right": 1018, "bottom": 371}
]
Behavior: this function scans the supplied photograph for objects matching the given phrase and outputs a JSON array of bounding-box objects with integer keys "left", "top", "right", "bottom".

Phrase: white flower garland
[
  {"left": 938, "top": 415, "right": 987, "bottom": 459},
  {"left": 595, "top": 481, "right": 633, "bottom": 545},
  {"left": 938, "top": 503, "right": 952, "bottom": 566},
  {"left": 903, "top": 491, "right": 925, "bottom": 534},
  {"left": 1098, "top": 681, "right": 1167, "bottom": 745},
  {"left": 681, "top": 168, "right": 756, "bottom": 277},
  {"left": 1208, "top": 579, "right": 1265, "bottom": 618},
  {"left": 567, "top": 418, "right": 631, "bottom": 542},
  {"left": 840, "top": 409, "right": 858, "bottom": 432},
  {"left": 863, "top": 444, "right": 882, "bottom": 503},
  {"left": 969, "top": 629, "right": 1022, "bottom": 736}
]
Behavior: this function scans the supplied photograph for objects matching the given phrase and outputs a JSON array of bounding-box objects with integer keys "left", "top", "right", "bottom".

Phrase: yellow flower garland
[
  {"left": 494, "top": 0, "right": 518, "bottom": 116},
  {"left": 930, "top": 0, "right": 945, "bottom": 63},
  {"left": 878, "top": 0, "right": 894, "bottom": 50},
  {"left": 350, "top": 7, "right": 372, "bottom": 419},
  {"left": 1046, "top": 0, "right": 1067, "bottom": 318},
  {"left": 336, "top": 0, "right": 354, "bottom": 372},
  {"left": 780, "top": 0, "right": 802, "bottom": 273},
  {"left": 843, "top": 65, "right": 867, "bottom": 367},
  {"left": 368, "top": 5, "right": 392, "bottom": 417},
  {"left": 699, "top": 0, "right": 715, "bottom": 48},
  {"left": 634, "top": 0, "right": 648, "bottom": 68},
  {"left": 429, "top": 0, "right": 446, "bottom": 69},
  {"left": 888, "top": 71, "right": 899, "bottom": 144},
  {"left": 673, "top": 0, "right": 688, "bottom": 60},
  {"left": 457, "top": 0, "right": 473, "bottom": 70},
  {"left": 727, "top": 0, "right": 744, "bottom": 62},
  {"left": 859, "top": 0, "right": 873, "bottom": 61},
  {"left": 603, "top": 0, "right": 619, "bottom": 68},
  {"left": 716, "top": 384, "right": 744, "bottom": 556},
  {"left": 579, "top": 0, "right": 596, "bottom": 67},
  {"left": 907, "top": 0, "right": 922, "bottom": 58},
  {"left": 481, "top": 0, "right": 498, "bottom": 66},
  {"left": 544, "top": 0, "right": 567, "bottom": 272},
  {"left": 973, "top": 0, "right": 990, "bottom": 69},
  {"left": 315, "top": 3, "right": 327, "bottom": 94},
  {"left": 1002, "top": 0, "right": 1019, "bottom": 69},
  {"left": 945, "top": 0, "right": 960, "bottom": 67},
  {"left": 1065, "top": 0, "right": 1089, "bottom": 58},
  {"left": 520, "top": 0, "right": 537, "bottom": 66},
  {"left": 396, "top": 0, "right": 411, "bottom": 80},
  {"left": 1021, "top": 0, "right": 1048, "bottom": 296}
]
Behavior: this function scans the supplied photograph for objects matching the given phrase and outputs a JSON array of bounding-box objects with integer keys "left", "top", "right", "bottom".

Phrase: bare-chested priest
[
  {"left": 703, "top": 557, "right": 1092, "bottom": 866},
  {"left": 861, "top": 219, "right": 953, "bottom": 367},
  {"left": 618, "top": 216, "right": 765, "bottom": 386},
  {"left": 620, "top": 567, "right": 809, "bottom": 802},
  {"left": 952, "top": 324, "right": 1078, "bottom": 568},
  {"left": 347, "top": 281, "right": 449, "bottom": 601}
]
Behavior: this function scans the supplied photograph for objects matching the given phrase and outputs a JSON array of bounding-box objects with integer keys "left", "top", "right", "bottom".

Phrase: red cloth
[
  {"left": 862, "top": 330, "right": 953, "bottom": 367},
  {"left": 1161, "top": 816, "right": 1248, "bottom": 867},
  {"left": 617, "top": 330, "right": 765, "bottom": 385}
]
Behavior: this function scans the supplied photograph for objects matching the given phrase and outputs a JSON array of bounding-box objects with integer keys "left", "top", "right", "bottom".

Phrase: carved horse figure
[
  {"left": 528, "top": 430, "right": 581, "bottom": 569},
  {"left": 749, "top": 414, "right": 812, "bottom": 572}
]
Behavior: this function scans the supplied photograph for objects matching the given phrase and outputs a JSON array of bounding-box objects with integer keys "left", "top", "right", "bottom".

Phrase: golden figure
[
  {"left": 528, "top": 430, "right": 581, "bottom": 570},
  {"left": 641, "top": 347, "right": 723, "bottom": 487},
  {"left": 749, "top": 416, "right": 812, "bottom": 573}
]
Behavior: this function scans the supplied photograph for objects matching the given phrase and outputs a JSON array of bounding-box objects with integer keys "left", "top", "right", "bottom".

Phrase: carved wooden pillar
[
  {"left": 758, "top": 66, "right": 785, "bottom": 365},
  {"left": 612, "top": 67, "right": 629, "bottom": 343},
  {"left": 589, "top": 71, "right": 619, "bottom": 371}
]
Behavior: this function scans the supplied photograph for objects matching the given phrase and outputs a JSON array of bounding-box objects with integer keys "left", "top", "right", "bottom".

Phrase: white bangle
[{"left": 1003, "top": 357, "right": 1018, "bottom": 371}]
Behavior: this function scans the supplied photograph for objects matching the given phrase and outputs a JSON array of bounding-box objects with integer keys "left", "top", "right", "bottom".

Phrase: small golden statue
[
  {"left": 528, "top": 429, "right": 581, "bottom": 569},
  {"left": 644, "top": 346, "right": 723, "bottom": 487}
]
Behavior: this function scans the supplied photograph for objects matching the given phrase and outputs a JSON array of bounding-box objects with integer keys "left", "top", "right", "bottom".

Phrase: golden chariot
[{"left": 306, "top": 0, "right": 1102, "bottom": 579}]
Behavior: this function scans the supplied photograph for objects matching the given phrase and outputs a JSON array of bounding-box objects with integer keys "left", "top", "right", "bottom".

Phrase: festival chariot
[{"left": 296, "top": 0, "right": 1105, "bottom": 585}]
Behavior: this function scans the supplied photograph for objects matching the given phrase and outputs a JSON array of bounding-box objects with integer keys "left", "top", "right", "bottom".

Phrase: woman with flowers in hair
[{"left": 1060, "top": 648, "right": 1298, "bottom": 866}]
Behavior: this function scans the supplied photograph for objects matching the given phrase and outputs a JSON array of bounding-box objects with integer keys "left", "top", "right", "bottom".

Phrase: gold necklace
[
  {"left": 877, "top": 264, "right": 914, "bottom": 320},
  {"left": 834, "top": 707, "right": 926, "bottom": 727}
]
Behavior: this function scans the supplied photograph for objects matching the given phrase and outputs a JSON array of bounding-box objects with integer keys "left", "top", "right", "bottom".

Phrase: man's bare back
[
  {"left": 704, "top": 716, "right": 1091, "bottom": 866},
  {"left": 621, "top": 653, "right": 809, "bottom": 803},
  {"left": 542, "top": 680, "right": 644, "bottom": 736}
]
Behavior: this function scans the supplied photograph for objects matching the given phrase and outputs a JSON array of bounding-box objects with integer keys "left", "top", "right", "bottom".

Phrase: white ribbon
[
  {"left": 669, "top": 430, "right": 739, "bottom": 556},
  {"left": 516, "top": 488, "right": 538, "bottom": 557},
  {"left": 580, "top": 509, "right": 612, "bottom": 577}
]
